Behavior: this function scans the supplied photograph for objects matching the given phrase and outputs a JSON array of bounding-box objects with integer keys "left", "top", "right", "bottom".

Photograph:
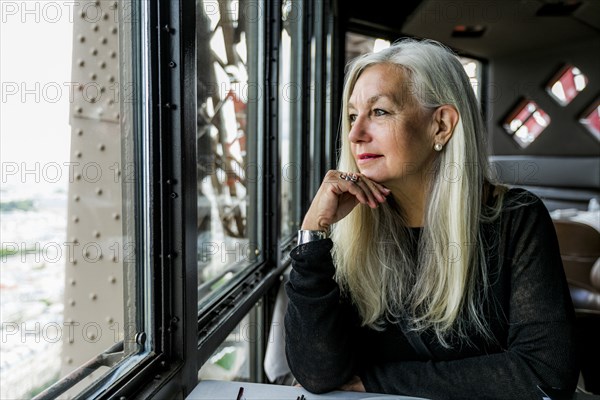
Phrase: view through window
[{"left": 1, "top": 1, "right": 140, "bottom": 397}]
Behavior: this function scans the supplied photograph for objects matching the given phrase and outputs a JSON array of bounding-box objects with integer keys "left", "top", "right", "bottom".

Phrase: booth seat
[{"left": 488, "top": 155, "right": 600, "bottom": 211}]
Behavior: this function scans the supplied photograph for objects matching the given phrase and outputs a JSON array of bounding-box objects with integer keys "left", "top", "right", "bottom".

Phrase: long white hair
[{"left": 331, "top": 38, "right": 504, "bottom": 347}]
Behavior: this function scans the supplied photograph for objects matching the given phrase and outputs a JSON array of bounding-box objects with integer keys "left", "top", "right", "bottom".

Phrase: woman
[{"left": 284, "top": 39, "right": 578, "bottom": 399}]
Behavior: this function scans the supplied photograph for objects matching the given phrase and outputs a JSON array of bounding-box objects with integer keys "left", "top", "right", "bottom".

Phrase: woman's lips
[{"left": 357, "top": 153, "right": 383, "bottom": 164}]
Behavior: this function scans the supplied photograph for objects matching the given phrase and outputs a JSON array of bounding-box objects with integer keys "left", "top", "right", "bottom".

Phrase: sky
[{"left": 1, "top": 1, "right": 74, "bottom": 191}]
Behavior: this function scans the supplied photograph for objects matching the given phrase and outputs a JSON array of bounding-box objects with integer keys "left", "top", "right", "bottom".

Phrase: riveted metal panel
[
  {"left": 70, "top": 0, "right": 121, "bottom": 124},
  {"left": 62, "top": 0, "right": 124, "bottom": 378}
]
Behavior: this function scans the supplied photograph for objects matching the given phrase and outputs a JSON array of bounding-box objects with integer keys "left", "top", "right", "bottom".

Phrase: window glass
[
  {"left": 579, "top": 99, "right": 600, "bottom": 142},
  {"left": 345, "top": 32, "right": 390, "bottom": 63},
  {"left": 198, "top": 303, "right": 263, "bottom": 382},
  {"left": 1, "top": 1, "right": 142, "bottom": 397},
  {"left": 196, "top": 0, "right": 260, "bottom": 308},
  {"left": 502, "top": 99, "right": 551, "bottom": 148},
  {"left": 279, "top": 0, "right": 303, "bottom": 238},
  {"left": 458, "top": 56, "right": 482, "bottom": 99},
  {"left": 546, "top": 64, "right": 588, "bottom": 106}
]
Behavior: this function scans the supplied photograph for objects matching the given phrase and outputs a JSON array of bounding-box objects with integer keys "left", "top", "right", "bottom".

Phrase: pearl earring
[{"left": 434, "top": 143, "right": 443, "bottom": 151}]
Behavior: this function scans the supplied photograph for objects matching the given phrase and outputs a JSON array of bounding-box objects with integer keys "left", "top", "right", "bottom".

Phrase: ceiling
[{"left": 348, "top": 0, "right": 600, "bottom": 59}]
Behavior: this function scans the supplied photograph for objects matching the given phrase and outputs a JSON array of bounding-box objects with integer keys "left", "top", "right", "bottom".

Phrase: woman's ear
[{"left": 433, "top": 105, "right": 459, "bottom": 146}]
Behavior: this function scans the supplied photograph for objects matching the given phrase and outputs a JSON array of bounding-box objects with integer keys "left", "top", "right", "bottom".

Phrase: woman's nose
[{"left": 348, "top": 116, "right": 370, "bottom": 143}]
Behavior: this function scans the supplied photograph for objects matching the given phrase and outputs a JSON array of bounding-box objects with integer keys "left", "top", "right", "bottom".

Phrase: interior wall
[{"left": 487, "top": 37, "right": 600, "bottom": 156}]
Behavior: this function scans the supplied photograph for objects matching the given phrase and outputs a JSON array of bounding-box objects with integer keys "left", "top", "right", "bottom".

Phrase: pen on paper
[{"left": 236, "top": 386, "right": 244, "bottom": 400}]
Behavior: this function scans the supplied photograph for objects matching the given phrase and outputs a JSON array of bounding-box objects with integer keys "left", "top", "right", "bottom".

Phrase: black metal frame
[{"left": 33, "top": 0, "right": 344, "bottom": 397}]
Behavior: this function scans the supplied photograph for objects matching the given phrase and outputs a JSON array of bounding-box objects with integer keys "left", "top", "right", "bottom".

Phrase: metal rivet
[
  {"left": 77, "top": 129, "right": 83, "bottom": 136},
  {"left": 69, "top": 299, "right": 76, "bottom": 306},
  {"left": 75, "top": 174, "right": 82, "bottom": 181},
  {"left": 169, "top": 61, "right": 176, "bottom": 68},
  {"left": 110, "top": 51, "right": 117, "bottom": 59},
  {"left": 100, "top": 37, "right": 107, "bottom": 44},
  {"left": 96, "top": 188, "right": 103, "bottom": 195},
  {"left": 90, "top": 73, "right": 97, "bottom": 80},
  {"left": 90, "top": 293, "right": 98, "bottom": 301},
  {"left": 92, "top": 24, "right": 99, "bottom": 32},
  {"left": 74, "top": 195, "right": 80, "bottom": 202},
  {"left": 112, "top": 255, "right": 118, "bottom": 262},
  {"left": 71, "top": 259, "right": 77, "bottom": 265},
  {"left": 108, "top": 76, "right": 115, "bottom": 83},
  {"left": 135, "top": 332, "right": 147, "bottom": 345},
  {"left": 76, "top": 151, "right": 82, "bottom": 158},
  {"left": 99, "top": 61, "right": 106, "bottom": 69},
  {"left": 78, "top": 35, "right": 85, "bottom": 43},
  {"left": 69, "top": 279, "right": 76, "bottom": 286},
  {"left": 73, "top": 216, "right": 79, "bottom": 223},
  {"left": 109, "top": 276, "right": 117, "bottom": 284},
  {"left": 113, "top": 213, "right": 120, "bottom": 220},
  {"left": 76, "top": 107, "right": 83, "bottom": 114},
  {"left": 115, "top": 113, "right": 120, "bottom": 119},
  {"left": 78, "top": 59, "right": 85, "bottom": 67},
  {"left": 103, "top": 13, "right": 109, "bottom": 20},
  {"left": 90, "top": 97, "right": 96, "bottom": 103},
  {"left": 107, "top": 317, "right": 114, "bottom": 324},
  {"left": 93, "top": 231, "right": 100, "bottom": 238},
  {"left": 66, "top": 357, "right": 73, "bottom": 364},
  {"left": 100, "top": 87, "right": 106, "bottom": 93},
  {"left": 112, "top": 27, "right": 118, "bottom": 34},
  {"left": 108, "top": 99, "right": 114, "bottom": 105},
  {"left": 91, "top": 48, "right": 98, "bottom": 56},
  {"left": 80, "top": 11, "right": 86, "bottom": 18},
  {"left": 98, "top": 144, "right": 105, "bottom": 151}
]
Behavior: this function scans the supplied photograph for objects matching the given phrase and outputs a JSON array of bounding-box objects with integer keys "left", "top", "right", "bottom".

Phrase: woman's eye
[
  {"left": 373, "top": 109, "right": 387, "bottom": 116},
  {"left": 349, "top": 114, "right": 357, "bottom": 123}
]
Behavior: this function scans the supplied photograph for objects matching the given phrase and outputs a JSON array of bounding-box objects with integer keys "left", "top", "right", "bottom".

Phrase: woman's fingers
[
  {"left": 335, "top": 171, "right": 390, "bottom": 208},
  {"left": 302, "top": 170, "right": 391, "bottom": 230}
]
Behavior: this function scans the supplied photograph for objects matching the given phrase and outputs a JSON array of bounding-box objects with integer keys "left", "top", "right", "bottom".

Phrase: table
[
  {"left": 186, "top": 380, "right": 428, "bottom": 400},
  {"left": 550, "top": 209, "right": 600, "bottom": 232}
]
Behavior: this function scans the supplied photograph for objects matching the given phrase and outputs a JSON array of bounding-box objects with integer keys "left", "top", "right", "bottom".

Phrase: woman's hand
[
  {"left": 301, "top": 170, "right": 390, "bottom": 231},
  {"left": 338, "top": 375, "right": 366, "bottom": 392}
]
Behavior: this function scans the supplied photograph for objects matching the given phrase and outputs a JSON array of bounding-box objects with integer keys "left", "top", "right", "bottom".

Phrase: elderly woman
[{"left": 284, "top": 39, "right": 578, "bottom": 399}]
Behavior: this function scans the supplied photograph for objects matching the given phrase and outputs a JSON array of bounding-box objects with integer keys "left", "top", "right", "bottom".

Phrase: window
[
  {"left": 502, "top": 99, "right": 551, "bottom": 148},
  {"left": 196, "top": 0, "right": 262, "bottom": 310},
  {"left": 345, "top": 32, "right": 390, "bottom": 63},
  {"left": 458, "top": 56, "right": 482, "bottom": 100},
  {"left": 279, "top": 0, "right": 303, "bottom": 239},
  {"left": 546, "top": 64, "right": 588, "bottom": 106},
  {"left": 1, "top": 1, "right": 149, "bottom": 398},
  {"left": 579, "top": 99, "right": 600, "bottom": 142}
]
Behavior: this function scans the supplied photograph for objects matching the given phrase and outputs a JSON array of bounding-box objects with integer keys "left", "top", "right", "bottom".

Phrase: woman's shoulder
[
  {"left": 502, "top": 186, "right": 543, "bottom": 207},
  {"left": 494, "top": 186, "right": 554, "bottom": 231},
  {"left": 484, "top": 185, "right": 550, "bottom": 226}
]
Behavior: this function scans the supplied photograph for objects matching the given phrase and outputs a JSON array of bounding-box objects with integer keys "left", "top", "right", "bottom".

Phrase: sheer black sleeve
[{"left": 284, "top": 239, "right": 359, "bottom": 393}]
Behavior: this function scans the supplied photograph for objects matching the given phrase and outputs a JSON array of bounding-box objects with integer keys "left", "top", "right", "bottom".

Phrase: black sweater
[{"left": 284, "top": 189, "right": 579, "bottom": 399}]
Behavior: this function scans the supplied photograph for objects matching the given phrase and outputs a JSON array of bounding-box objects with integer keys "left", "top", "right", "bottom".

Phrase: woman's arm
[
  {"left": 284, "top": 239, "right": 359, "bottom": 394},
  {"left": 359, "top": 192, "right": 579, "bottom": 400}
]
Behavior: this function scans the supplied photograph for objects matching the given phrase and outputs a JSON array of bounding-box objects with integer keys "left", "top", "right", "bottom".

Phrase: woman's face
[{"left": 347, "top": 63, "right": 437, "bottom": 191}]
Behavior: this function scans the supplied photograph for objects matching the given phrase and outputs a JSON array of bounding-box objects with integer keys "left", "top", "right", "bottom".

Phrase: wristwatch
[{"left": 297, "top": 229, "right": 328, "bottom": 245}]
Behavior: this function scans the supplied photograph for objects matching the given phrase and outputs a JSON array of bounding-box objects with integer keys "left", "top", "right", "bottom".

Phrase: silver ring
[
  {"left": 339, "top": 172, "right": 347, "bottom": 180},
  {"left": 349, "top": 173, "right": 359, "bottom": 182}
]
